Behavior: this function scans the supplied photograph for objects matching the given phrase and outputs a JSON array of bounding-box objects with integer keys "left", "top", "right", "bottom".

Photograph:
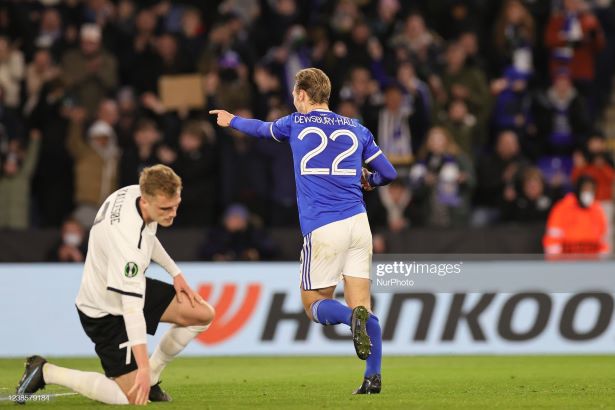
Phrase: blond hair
[
  {"left": 139, "top": 164, "right": 182, "bottom": 198},
  {"left": 294, "top": 68, "right": 331, "bottom": 105}
]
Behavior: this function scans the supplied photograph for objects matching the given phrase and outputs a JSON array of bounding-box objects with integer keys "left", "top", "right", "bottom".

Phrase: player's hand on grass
[
  {"left": 361, "top": 167, "right": 375, "bottom": 191},
  {"left": 128, "top": 367, "right": 150, "bottom": 405},
  {"left": 209, "top": 109, "right": 234, "bottom": 127},
  {"left": 173, "top": 273, "right": 206, "bottom": 308}
]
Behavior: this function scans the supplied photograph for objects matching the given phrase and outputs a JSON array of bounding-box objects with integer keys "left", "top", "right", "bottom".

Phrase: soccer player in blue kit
[{"left": 210, "top": 68, "right": 396, "bottom": 394}]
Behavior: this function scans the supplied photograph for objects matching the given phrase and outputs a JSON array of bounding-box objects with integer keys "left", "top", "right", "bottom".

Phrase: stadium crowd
[{"left": 0, "top": 0, "right": 614, "bottom": 257}]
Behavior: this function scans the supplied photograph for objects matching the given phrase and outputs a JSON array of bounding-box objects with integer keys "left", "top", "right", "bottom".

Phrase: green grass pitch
[{"left": 1, "top": 356, "right": 614, "bottom": 409}]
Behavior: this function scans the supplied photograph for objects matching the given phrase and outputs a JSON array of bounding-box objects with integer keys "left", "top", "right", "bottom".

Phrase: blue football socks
[
  {"left": 365, "top": 314, "right": 382, "bottom": 377},
  {"left": 311, "top": 299, "right": 352, "bottom": 326},
  {"left": 312, "top": 299, "right": 382, "bottom": 376}
]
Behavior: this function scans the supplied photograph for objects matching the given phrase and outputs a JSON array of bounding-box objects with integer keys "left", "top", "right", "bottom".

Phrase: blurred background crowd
[{"left": 0, "top": 0, "right": 615, "bottom": 260}]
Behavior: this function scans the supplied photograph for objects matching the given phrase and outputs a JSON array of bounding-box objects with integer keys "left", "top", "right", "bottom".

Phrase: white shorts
[{"left": 299, "top": 212, "right": 373, "bottom": 290}]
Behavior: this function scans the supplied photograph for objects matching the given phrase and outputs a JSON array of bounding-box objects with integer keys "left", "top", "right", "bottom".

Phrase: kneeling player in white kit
[
  {"left": 16, "top": 165, "right": 215, "bottom": 405},
  {"left": 211, "top": 68, "right": 397, "bottom": 394}
]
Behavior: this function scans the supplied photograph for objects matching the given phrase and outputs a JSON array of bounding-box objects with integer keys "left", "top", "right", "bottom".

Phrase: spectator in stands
[
  {"left": 24, "top": 48, "right": 61, "bottom": 117},
  {"left": 211, "top": 51, "right": 253, "bottom": 113},
  {"left": 252, "top": 63, "right": 284, "bottom": 120},
  {"left": 178, "top": 7, "right": 207, "bottom": 64},
  {"left": 571, "top": 133, "right": 615, "bottom": 250},
  {"left": 308, "top": 26, "right": 340, "bottom": 90},
  {"left": 0, "top": 35, "right": 24, "bottom": 111},
  {"left": 138, "top": 91, "right": 187, "bottom": 146},
  {"left": 29, "top": 77, "right": 74, "bottom": 227},
  {"left": 532, "top": 69, "right": 592, "bottom": 156},
  {"left": 66, "top": 107, "right": 119, "bottom": 227},
  {"left": 95, "top": 98, "right": 119, "bottom": 138},
  {"left": 115, "top": 87, "right": 139, "bottom": 149},
  {"left": 545, "top": 0, "right": 605, "bottom": 110},
  {"left": 371, "top": 0, "right": 401, "bottom": 42},
  {"left": 254, "top": 106, "right": 297, "bottom": 227},
  {"left": 154, "top": 33, "right": 193, "bottom": 78},
  {"left": 439, "top": 1, "right": 479, "bottom": 41},
  {"left": 390, "top": 12, "right": 443, "bottom": 79},
  {"left": 121, "top": 7, "right": 157, "bottom": 92},
  {"left": 372, "top": 232, "right": 389, "bottom": 254},
  {"left": 437, "top": 99, "right": 478, "bottom": 159},
  {"left": 490, "top": 67, "right": 533, "bottom": 138},
  {"left": 0, "top": 35, "right": 25, "bottom": 138},
  {"left": 378, "top": 178, "right": 412, "bottom": 232},
  {"left": 501, "top": 167, "right": 554, "bottom": 224},
  {"left": 36, "top": 8, "right": 65, "bottom": 60},
  {"left": 543, "top": 175, "right": 608, "bottom": 256},
  {"left": 375, "top": 84, "right": 414, "bottom": 172},
  {"left": 457, "top": 31, "right": 487, "bottom": 73},
  {"left": 571, "top": 133, "right": 615, "bottom": 195},
  {"left": 120, "top": 119, "right": 163, "bottom": 186},
  {"left": 200, "top": 204, "right": 275, "bottom": 261},
  {"left": 395, "top": 61, "right": 430, "bottom": 151},
  {"left": 170, "top": 121, "right": 219, "bottom": 227},
  {"left": 492, "top": 0, "right": 535, "bottom": 75},
  {"left": 61, "top": 24, "right": 117, "bottom": 118},
  {"left": 46, "top": 217, "right": 87, "bottom": 262},
  {"left": 473, "top": 130, "right": 529, "bottom": 226},
  {"left": 432, "top": 42, "right": 490, "bottom": 145},
  {"left": 409, "top": 126, "right": 475, "bottom": 227},
  {"left": 343, "top": 19, "right": 375, "bottom": 70},
  {"left": 338, "top": 66, "right": 381, "bottom": 130},
  {"left": 0, "top": 129, "right": 41, "bottom": 230},
  {"left": 219, "top": 108, "right": 267, "bottom": 220}
]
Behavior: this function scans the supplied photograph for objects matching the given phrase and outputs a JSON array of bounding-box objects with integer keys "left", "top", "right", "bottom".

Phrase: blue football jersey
[{"left": 269, "top": 109, "right": 383, "bottom": 236}]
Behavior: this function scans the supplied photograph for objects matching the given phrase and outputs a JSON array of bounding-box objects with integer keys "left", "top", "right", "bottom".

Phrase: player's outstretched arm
[
  {"left": 363, "top": 154, "right": 397, "bottom": 189},
  {"left": 209, "top": 109, "right": 274, "bottom": 139}
]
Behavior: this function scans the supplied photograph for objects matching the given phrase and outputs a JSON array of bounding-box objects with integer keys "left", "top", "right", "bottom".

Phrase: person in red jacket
[
  {"left": 543, "top": 175, "right": 608, "bottom": 257},
  {"left": 544, "top": 0, "right": 605, "bottom": 117},
  {"left": 545, "top": 0, "right": 605, "bottom": 84},
  {"left": 571, "top": 133, "right": 615, "bottom": 251}
]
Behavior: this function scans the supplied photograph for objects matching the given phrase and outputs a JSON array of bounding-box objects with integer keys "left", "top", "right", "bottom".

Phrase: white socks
[
  {"left": 149, "top": 324, "right": 208, "bottom": 384},
  {"left": 42, "top": 363, "right": 128, "bottom": 405},
  {"left": 39, "top": 325, "right": 208, "bottom": 404}
]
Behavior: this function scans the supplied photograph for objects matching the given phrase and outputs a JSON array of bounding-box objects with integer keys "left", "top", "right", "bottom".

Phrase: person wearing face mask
[
  {"left": 543, "top": 174, "right": 608, "bottom": 257},
  {"left": 47, "top": 217, "right": 88, "bottom": 262}
]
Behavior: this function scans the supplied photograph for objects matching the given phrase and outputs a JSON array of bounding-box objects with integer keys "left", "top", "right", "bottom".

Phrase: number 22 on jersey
[{"left": 298, "top": 127, "right": 359, "bottom": 176}]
